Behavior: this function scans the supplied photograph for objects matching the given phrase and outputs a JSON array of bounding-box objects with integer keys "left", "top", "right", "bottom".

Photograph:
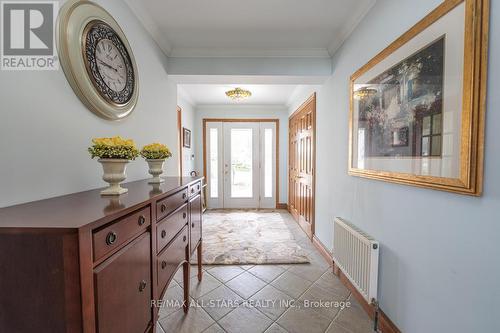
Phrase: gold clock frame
[
  {"left": 348, "top": 0, "right": 489, "bottom": 196},
  {"left": 56, "top": 0, "right": 139, "bottom": 120}
]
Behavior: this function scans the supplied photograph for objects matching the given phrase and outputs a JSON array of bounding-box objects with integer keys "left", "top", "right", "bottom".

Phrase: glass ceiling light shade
[
  {"left": 354, "top": 86, "right": 377, "bottom": 100},
  {"left": 225, "top": 87, "right": 252, "bottom": 100}
]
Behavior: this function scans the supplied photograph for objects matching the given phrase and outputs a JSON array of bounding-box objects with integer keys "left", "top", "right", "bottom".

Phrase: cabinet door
[
  {"left": 94, "top": 232, "right": 151, "bottom": 333},
  {"left": 189, "top": 194, "right": 202, "bottom": 254}
]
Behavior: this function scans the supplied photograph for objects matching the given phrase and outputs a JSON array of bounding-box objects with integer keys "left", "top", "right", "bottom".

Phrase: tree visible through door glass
[{"left": 231, "top": 129, "right": 253, "bottom": 198}]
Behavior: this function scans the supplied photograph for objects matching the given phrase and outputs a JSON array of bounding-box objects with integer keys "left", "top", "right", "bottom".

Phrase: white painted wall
[
  {"left": 194, "top": 105, "right": 288, "bottom": 204},
  {"left": 0, "top": 0, "right": 178, "bottom": 207},
  {"left": 287, "top": 0, "right": 500, "bottom": 332},
  {"left": 178, "top": 98, "right": 196, "bottom": 176}
]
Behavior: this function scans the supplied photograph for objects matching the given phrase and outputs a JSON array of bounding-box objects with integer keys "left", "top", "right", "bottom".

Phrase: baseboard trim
[
  {"left": 276, "top": 203, "right": 288, "bottom": 210},
  {"left": 312, "top": 235, "right": 333, "bottom": 266},
  {"left": 333, "top": 262, "right": 401, "bottom": 333}
]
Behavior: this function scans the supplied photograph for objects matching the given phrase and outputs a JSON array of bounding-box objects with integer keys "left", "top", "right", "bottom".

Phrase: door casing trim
[{"left": 203, "top": 118, "right": 280, "bottom": 208}]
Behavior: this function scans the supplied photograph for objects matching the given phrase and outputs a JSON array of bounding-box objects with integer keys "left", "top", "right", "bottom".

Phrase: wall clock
[{"left": 57, "top": 0, "right": 139, "bottom": 120}]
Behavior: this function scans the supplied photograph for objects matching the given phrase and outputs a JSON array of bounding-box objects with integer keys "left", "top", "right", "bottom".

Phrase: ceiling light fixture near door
[{"left": 225, "top": 87, "right": 252, "bottom": 100}]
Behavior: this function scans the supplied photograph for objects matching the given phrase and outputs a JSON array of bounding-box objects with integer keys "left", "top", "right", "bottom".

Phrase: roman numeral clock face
[{"left": 83, "top": 21, "right": 135, "bottom": 105}]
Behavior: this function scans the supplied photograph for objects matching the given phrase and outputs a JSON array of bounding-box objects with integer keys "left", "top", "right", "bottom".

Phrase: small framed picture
[{"left": 183, "top": 128, "right": 191, "bottom": 148}]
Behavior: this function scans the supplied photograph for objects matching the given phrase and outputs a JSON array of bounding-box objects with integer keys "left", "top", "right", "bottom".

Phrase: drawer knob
[
  {"left": 161, "top": 261, "right": 167, "bottom": 269},
  {"left": 182, "top": 193, "right": 187, "bottom": 199},
  {"left": 161, "top": 230, "right": 166, "bottom": 238},
  {"left": 138, "top": 215, "right": 146, "bottom": 226},
  {"left": 139, "top": 280, "right": 147, "bottom": 292},
  {"left": 183, "top": 212, "right": 187, "bottom": 219},
  {"left": 160, "top": 204, "right": 167, "bottom": 212},
  {"left": 191, "top": 188, "right": 195, "bottom": 193},
  {"left": 191, "top": 222, "right": 195, "bottom": 228},
  {"left": 105, "top": 232, "right": 117, "bottom": 245},
  {"left": 183, "top": 235, "right": 187, "bottom": 242}
]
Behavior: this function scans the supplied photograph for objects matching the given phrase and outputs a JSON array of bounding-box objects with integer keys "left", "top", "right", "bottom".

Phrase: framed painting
[
  {"left": 348, "top": 0, "right": 489, "bottom": 196},
  {"left": 183, "top": 127, "right": 191, "bottom": 148}
]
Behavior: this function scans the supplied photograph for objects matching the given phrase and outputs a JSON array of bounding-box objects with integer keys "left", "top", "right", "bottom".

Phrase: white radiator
[{"left": 333, "top": 217, "right": 379, "bottom": 304}]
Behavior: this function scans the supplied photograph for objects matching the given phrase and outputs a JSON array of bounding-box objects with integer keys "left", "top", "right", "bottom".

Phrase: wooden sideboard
[{"left": 0, "top": 176, "right": 204, "bottom": 333}]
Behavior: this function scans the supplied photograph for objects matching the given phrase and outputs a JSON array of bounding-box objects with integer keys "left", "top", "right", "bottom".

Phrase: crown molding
[
  {"left": 169, "top": 47, "right": 331, "bottom": 58},
  {"left": 327, "top": 0, "right": 377, "bottom": 56},
  {"left": 124, "top": 0, "right": 172, "bottom": 56}
]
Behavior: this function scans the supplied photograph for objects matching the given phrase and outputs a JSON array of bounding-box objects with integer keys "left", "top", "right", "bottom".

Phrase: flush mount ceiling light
[
  {"left": 225, "top": 87, "right": 252, "bottom": 100},
  {"left": 353, "top": 86, "right": 377, "bottom": 100}
]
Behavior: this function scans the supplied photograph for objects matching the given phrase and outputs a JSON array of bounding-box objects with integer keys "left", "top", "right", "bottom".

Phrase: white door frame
[{"left": 204, "top": 119, "right": 279, "bottom": 209}]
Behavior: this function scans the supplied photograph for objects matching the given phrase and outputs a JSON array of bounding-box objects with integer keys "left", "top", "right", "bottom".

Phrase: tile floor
[{"left": 156, "top": 210, "right": 374, "bottom": 333}]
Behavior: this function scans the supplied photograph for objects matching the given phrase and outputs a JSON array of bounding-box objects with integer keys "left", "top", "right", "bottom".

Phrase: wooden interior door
[{"left": 288, "top": 94, "right": 316, "bottom": 239}]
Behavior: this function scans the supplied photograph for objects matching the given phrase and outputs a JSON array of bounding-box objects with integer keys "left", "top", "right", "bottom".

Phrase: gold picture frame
[{"left": 348, "top": 0, "right": 489, "bottom": 196}]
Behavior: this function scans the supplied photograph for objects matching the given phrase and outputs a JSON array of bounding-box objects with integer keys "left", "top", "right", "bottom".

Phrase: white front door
[{"left": 205, "top": 121, "right": 276, "bottom": 209}]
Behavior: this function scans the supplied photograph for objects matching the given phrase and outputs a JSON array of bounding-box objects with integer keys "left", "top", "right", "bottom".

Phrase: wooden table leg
[
  {"left": 182, "top": 259, "right": 190, "bottom": 313},
  {"left": 197, "top": 240, "right": 203, "bottom": 282}
]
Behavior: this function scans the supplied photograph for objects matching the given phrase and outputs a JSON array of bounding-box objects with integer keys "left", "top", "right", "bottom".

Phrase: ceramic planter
[
  {"left": 98, "top": 159, "right": 129, "bottom": 195},
  {"left": 146, "top": 159, "right": 165, "bottom": 184}
]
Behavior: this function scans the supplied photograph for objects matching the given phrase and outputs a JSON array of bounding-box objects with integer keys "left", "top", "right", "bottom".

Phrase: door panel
[
  {"left": 223, "top": 122, "right": 260, "bottom": 208},
  {"left": 289, "top": 95, "right": 316, "bottom": 238},
  {"left": 94, "top": 232, "right": 151, "bottom": 333}
]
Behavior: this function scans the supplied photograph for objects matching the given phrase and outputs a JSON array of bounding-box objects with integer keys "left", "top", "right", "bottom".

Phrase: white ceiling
[
  {"left": 178, "top": 84, "right": 299, "bottom": 106},
  {"left": 125, "top": 0, "right": 376, "bottom": 57}
]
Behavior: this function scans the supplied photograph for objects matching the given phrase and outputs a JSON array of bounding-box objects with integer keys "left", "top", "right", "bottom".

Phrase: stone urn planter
[
  {"left": 146, "top": 159, "right": 165, "bottom": 184},
  {"left": 98, "top": 159, "right": 129, "bottom": 195}
]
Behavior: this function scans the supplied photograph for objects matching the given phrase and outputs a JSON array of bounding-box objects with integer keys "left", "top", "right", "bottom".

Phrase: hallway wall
[
  {"left": 194, "top": 105, "right": 289, "bottom": 204},
  {"left": 288, "top": 0, "right": 500, "bottom": 332},
  {"left": 0, "top": 0, "right": 179, "bottom": 207},
  {"left": 178, "top": 98, "right": 196, "bottom": 176}
]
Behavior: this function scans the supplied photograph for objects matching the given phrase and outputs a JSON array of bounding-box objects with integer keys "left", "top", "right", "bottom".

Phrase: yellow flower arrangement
[
  {"left": 140, "top": 143, "right": 172, "bottom": 160},
  {"left": 88, "top": 136, "right": 139, "bottom": 160}
]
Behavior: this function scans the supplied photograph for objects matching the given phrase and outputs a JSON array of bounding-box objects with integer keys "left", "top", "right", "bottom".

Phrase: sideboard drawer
[
  {"left": 156, "top": 188, "right": 188, "bottom": 221},
  {"left": 188, "top": 181, "right": 202, "bottom": 198},
  {"left": 156, "top": 204, "right": 188, "bottom": 254},
  {"left": 93, "top": 206, "right": 151, "bottom": 262},
  {"left": 157, "top": 226, "right": 188, "bottom": 292}
]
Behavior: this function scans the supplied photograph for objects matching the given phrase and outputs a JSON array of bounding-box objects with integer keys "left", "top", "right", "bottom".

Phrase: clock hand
[{"left": 98, "top": 59, "right": 118, "bottom": 73}]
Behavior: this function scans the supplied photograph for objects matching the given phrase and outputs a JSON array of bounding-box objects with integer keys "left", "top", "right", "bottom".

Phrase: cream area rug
[{"left": 192, "top": 210, "right": 309, "bottom": 265}]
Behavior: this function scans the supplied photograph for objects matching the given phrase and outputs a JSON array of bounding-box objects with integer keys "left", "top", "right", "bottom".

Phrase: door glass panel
[
  {"left": 209, "top": 128, "right": 218, "bottom": 198},
  {"left": 264, "top": 128, "right": 273, "bottom": 198},
  {"left": 230, "top": 128, "right": 253, "bottom": 198}
]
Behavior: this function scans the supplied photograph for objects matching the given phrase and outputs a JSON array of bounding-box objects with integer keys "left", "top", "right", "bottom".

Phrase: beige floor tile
[
  {"left": 239, "top": 265, "right": 255, "bottom": 270},
  {"left": 189, "top": 273, "right": 222, "bottom": 299},
  {"left": 277, "top": 306, "right": 332, "bottom": 333},
  {"left": 159, "top": 284, "right": 186, "bottom": 318},
  {"left": 209, "top": 265, "right": 245, "bottom": 283},
  {"left": 198, "top": 285, "right": 243, "bottom": 320},
  {"left": 158, "top": 305, "right": 214, "bottom": 333},
  {"left": 298, "top": 284, "right": 344, "bottom": 319},
  {"left": 156, "top": 322, "right": 166, "bottom": 333},
  {"left": 334, "top": 305, "right": 374, "bottom": 333},
  {"left": 288, "top": 263, "right": 329, "bottom": 282},
  {"left": 271, "top": 271, "right": 313, "bottom": 299},
  {"left": 325, "top": 322, "right": 353, "bottom": 333},
  {"left": 264, "top": 323, "right": 289, "bottom": 333},
  {"left": 248, "top": 265, "right": 286, "bottom": 283},
  {"left": 250, "top": 284, "right": 293, "bottom": 320},
  {"left": 204, "top": 323, "right": 226, "bottom": 333},
  {"left": 226, "top": 271, "right": 267, "bottom": 299},
  {"left": 218, "top": 306, "right": 273, "bottom": 333},
  {"left": 313, "top": 271, "right": 350, "bottom": 299}
]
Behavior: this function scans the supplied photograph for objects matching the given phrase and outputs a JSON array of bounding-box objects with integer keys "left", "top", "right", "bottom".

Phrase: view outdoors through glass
[{"left": 230, "top": 128, "right": 253, "bottom": 198}]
